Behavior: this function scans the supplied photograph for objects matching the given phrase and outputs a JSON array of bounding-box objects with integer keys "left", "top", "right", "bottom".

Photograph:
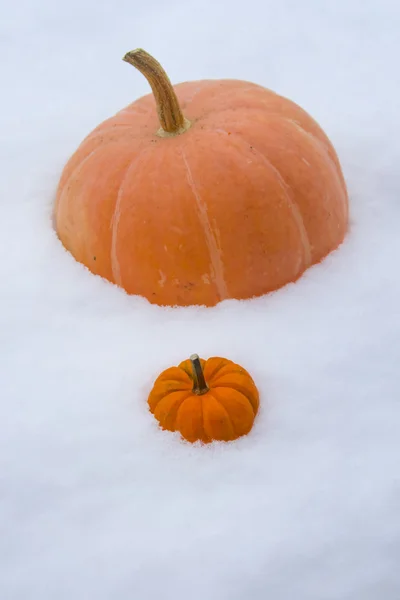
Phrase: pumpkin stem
[
  {"left": 190, "top": 354, "right": 209, "bottom": 395},
  {"left": 123, "top": 48, "right": 191, "bottom": 137}
]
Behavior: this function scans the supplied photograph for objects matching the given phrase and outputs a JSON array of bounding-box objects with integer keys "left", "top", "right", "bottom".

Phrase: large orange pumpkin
[
  {"left": 148, "top": 354, "right": 259, "bottom": 443},
  {"left": 54, "top": 48, "right": 348, "bottom": 307}
]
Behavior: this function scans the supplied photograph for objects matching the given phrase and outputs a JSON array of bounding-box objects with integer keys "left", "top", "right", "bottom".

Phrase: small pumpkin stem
[
  {"left": 190, "top": 354, "right": 209, "bottom": 395},
  {"left": 123, "top": 48, "right": 191, "bottom": 137}
]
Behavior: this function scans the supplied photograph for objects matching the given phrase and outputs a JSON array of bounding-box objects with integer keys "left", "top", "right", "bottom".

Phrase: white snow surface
[{"left": 1, "top": 0, "right": 400, "bottom": 598}]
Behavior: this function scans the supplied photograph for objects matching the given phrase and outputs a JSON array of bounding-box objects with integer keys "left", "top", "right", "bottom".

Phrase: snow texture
[{"left": 1, "top": 1, "right": 400, "bottom": 598}]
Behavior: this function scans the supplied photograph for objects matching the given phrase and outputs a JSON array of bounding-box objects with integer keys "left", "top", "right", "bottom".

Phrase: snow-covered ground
[{"left": 1, "top": 1, "right": 400, "bottom": 598}]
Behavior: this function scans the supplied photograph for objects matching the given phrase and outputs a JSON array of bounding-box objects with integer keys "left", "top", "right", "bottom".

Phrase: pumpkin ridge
[
  {"left": 155, "top": 375, "right": 192, "bottom": 387},
  {"left": 56, "top": 139, "right": 141, "bottom": 209},
  {"left": 152, "top": 387, "right": 192, "bottom": 405},
  {"left": 203, "top": 357, "right": 233, "bottom": 381},
  {"left": 156, "top": 390, "right": 192, "bottom": 414},
  {"left": 212, "top": 382, "right": 257, "bottom": 408},
  {"left": 175, "top": 392, "right": 204, "bottom": 430},
  {"left": 152, "top": 379, "right": 192, "bottom": 393},
  {"left": 211, "top": 384, "right": 257, "bottom": 415},
  {"left": 180, "top": 148, "right": 228, "bottom": 302},
  {"left": 210, "top": 364, "right": 254, "bottom": 378},
  {"left": 206, "top": 390, "right": 237, "bottom": 435},
  {"left": 207, "top": 363, "right": 255, "bottom": 384},
  {"left": 282, "top": 117, "right": 348, "bottom": 213},
  {"left": 203, "top": 392, "right": 236, "bottom": 438},
  {"left": 203, "top": 105, "right": 333, "bottom": 158},
  {"left": 110, "top": 146, "right": 148, "bottom": 286},
  {"left": 153, "top": 394, "right": 194, "bottom": 431},
  {"left": 56, "top": 144, "right": 104, "bottom": 202},
  {"left": 154, "top": 390, "right": 193, "bottom": 421},
  {"left": 214, "top": 128, "right": 312, "bottom": 269},
  {"left": 211, "top": 370, "right": 257, "bottom": 385},
  {"left": 282, "top": 117, "right": 336, "bottom": 161},
  {"left": 149, "top": 385, "right": 192, "bottom": 412},
  {"left": 55, "top": 144, "right": 112, "bottom": 235},
  {"left": 204, "top": 107, "right": 344, "bottom": 189},
  {"left": 250, "top": 141, "right": 312, "bottom": 268}
]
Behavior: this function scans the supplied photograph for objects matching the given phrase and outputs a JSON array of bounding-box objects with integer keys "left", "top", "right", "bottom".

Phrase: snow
[{"left": 1, "top": 0, "right": 400, "bottom": 598}]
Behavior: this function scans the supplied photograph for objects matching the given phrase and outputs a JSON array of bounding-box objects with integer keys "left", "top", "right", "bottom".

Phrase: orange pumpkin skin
[
  {"left": 54, "top": 60, "right": 348, "bottom": 306},
  {"left": 148, "top": 356, "right": 259, "bottom": 443}
]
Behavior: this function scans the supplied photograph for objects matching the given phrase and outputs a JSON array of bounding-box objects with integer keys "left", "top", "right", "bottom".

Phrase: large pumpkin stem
[
  {"left": 123, "top": 48, "right": 191, "bottom": 137},
  {"left": 190, "top": 354, "right": 209, "bottom": 395}
]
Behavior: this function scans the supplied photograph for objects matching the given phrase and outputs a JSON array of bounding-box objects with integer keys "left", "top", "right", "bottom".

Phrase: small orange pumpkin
[
  {"left": 54, "top": 48, "right": 348, "bottom": 307},
  {"left": 148, "top": 354, "right": 259, "bottom": 443}
]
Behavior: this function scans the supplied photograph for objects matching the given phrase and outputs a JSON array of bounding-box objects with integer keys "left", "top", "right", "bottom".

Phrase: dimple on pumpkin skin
[{"left": 54, "top": 49, "right": 349, "bottom": 307}]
